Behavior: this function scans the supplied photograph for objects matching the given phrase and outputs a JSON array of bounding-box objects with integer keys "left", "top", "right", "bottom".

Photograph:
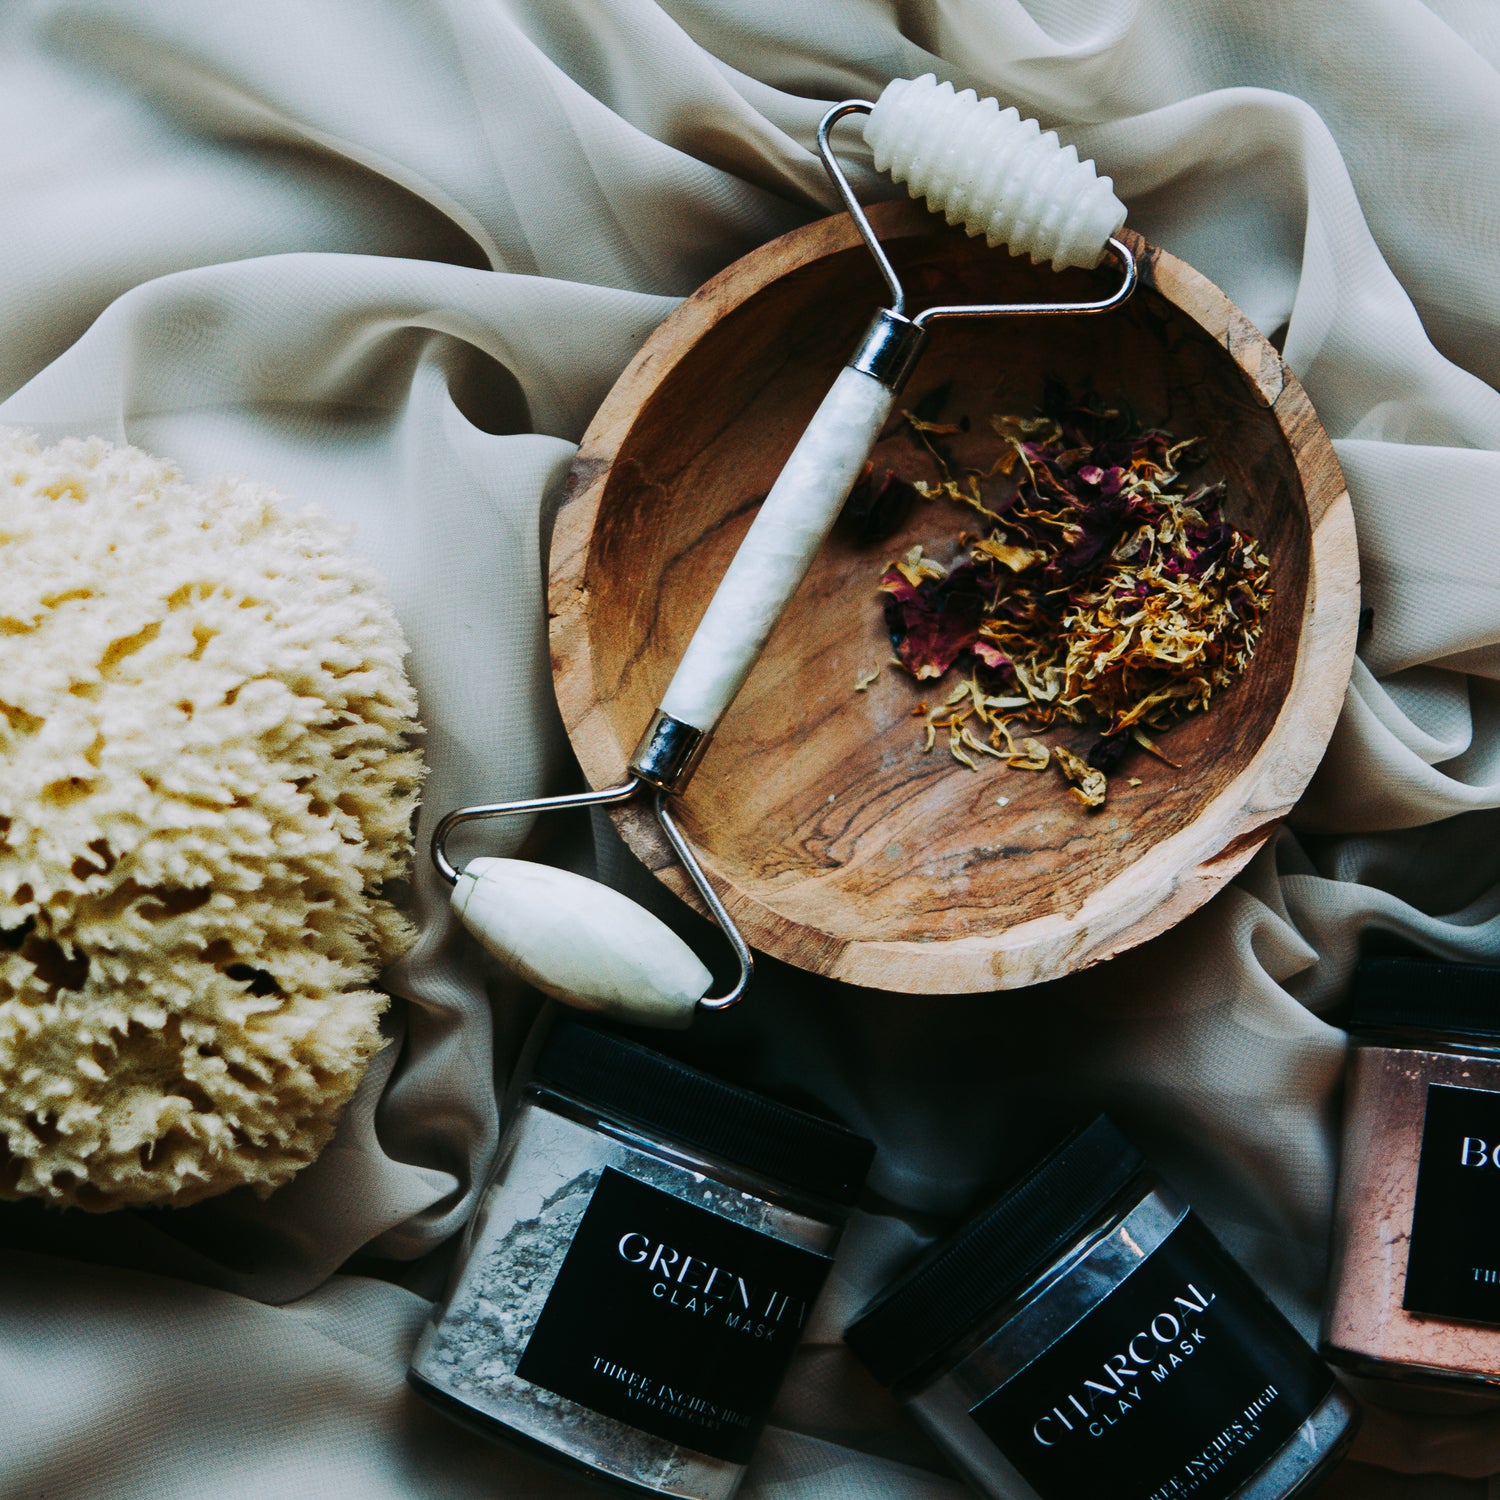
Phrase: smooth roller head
[
  {"left": 453, "top": 858, "right": 712, "bottom": 1029},
  {"left": 863, "top": 74, "right": 1126, "bottom": 272}
]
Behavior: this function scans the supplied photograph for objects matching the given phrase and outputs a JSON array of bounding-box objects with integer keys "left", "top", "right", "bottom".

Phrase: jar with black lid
[
  {"left": 1323, "top": 956, "right": 1500, "bottom": 1389},
  {"left": 845, "top": 1117, "right": 1358, "bottom": 1500},
  {"left": 408, "top": 1016, "right": 875, "bottom": 1499}
]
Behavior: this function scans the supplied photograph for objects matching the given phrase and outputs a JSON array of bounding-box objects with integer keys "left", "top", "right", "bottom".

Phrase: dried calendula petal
[
  {"left": 904, "top": 412, "right": 965, "bottom": 436},
  {"left": 1130, "top": 726, "right": 1180, "bottom": 767},
  {"left": 1009, "top": 738, "right": 1050, "bottom": 771},
  {"left": 990, "top": 413, "right": 1062, "bottom": 443},
  {"left": 886, "top": 543, "right": 946, "bottom": 588},
  {"left": 1054, "top": 745, "right": 1107, "bottom": 808},
  {"left": 960, "top": 726, "right": 1006, "bottom": 761},
  {"left": 971, "top": 535, "right": 1045, "bottom": 572},
  {"left": 949, "top": 727, "right": 979, "bottom": 770}
]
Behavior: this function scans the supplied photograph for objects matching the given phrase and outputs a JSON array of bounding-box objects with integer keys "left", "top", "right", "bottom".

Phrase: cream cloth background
[{"left": 2, "top": 0, "right": 1499, "bottom": 1495}]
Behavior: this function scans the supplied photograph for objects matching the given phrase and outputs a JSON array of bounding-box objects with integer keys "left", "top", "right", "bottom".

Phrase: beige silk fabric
[{"left": 2, "top": 0, "right": 1499, "bottom": 1494}]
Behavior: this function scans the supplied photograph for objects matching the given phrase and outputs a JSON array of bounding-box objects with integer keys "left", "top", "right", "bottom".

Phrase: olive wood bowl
[{"left": 550, "top": 201, "right": 1359, "bottom": 994}]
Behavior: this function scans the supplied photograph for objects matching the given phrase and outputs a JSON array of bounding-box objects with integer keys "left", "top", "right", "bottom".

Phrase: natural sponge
[{"left": 0, "top": 430, "right": 423, "bottom": 1210}]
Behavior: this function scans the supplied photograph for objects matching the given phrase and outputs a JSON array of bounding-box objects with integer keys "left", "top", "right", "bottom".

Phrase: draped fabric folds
[{"left": 2, "top": 1, "right": 1498, "bottom": 1494}]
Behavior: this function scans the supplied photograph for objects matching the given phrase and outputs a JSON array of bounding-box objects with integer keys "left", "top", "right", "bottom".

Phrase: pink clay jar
[{"left": 1324, "top": 956, "right": 1500, "bottom": 1390}]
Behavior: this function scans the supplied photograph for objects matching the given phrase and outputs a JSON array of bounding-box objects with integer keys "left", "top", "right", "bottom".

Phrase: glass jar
[
  {"left": 845, "top": 1117, "right": 1358, "bottom": 1500},
  {"left": 408, "top": 1015, "right": 875, "bottom": 1499},
  {"left": 1324, "top": 956, "right": 1500, "bottom": 1389}
]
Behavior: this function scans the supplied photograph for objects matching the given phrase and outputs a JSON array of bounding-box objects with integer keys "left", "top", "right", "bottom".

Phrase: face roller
[{"left": 432, "top": 74, "right": 1138, "bottom": 1028}]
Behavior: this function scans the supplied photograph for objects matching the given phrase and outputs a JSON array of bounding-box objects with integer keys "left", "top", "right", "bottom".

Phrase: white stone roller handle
[
  {"left": 453, "top": 858, "right": 712, "bottom": 1029},
  {"left": 659, "top": 365, "right": 895, "bottom": 734}
]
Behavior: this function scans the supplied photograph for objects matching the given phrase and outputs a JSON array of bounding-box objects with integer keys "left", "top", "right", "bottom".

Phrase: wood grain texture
[{"left": 551, "top": 202, "right": 1360, "bottom": 994}]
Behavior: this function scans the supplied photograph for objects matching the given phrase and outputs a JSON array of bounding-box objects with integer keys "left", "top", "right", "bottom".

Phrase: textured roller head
[{"left": 863, "top": 74, "right": 1126, "bottom": 272}]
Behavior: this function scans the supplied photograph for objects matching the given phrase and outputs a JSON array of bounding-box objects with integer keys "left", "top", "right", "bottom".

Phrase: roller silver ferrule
[
  {"left": 848, "top": 308, "right": 927, "bottom": 391},
  {"left": 629, "top": 710, "right": 708, "bottom": 793}
]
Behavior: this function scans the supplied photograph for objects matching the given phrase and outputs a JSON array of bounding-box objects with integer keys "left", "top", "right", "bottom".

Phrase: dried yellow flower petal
[
  {"left": 1054, "top": 745, "right": 1107, "bottom": 808},
  {"left": 960, "top": 726, "right": 1007, "bottom": 761},
  {"left": 1130, "top": 727, "right": 1180, "bottom": 767},
  {"left": 1009, "top": 738, "right": 1050, "bottom": 771},
  {"left": 972, "top": 535, "right": 1045, "bottom": 572},
  {"left": 888, "top": 544, "right": 947, "bottom": 588}
]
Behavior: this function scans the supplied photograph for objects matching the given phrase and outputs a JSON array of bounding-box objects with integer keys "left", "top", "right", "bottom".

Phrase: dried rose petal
[
  {"left": 1046, "top": 486, "right": 1130, "bottom": 585},
  {"left": 883, "top": 562, "right": 985, "bottom": 681}
]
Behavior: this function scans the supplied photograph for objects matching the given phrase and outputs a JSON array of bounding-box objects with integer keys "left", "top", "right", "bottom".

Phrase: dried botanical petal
[
  {"left": 854, "top": 665, "right": 881, "bottom": 692},
  {"left": 1054, "top": 745, "right": 1107, "bottom": 808},
  {"left": 883, "top": 561, "right": 985, "bottom": 680},
  {"left": 1046, "top": 485, "right": 1129, "bottom": 584},
  {"left": 960, "top": 726, "right": 1007, "bottom": 761},
  {"left": 1130, "top": 727, "right": 1181, "bottom": 767},
  {"left": 1009, "top": 738, "right": 1050, "bottom": 771},
  {"left": 972, "top": 535, "right": 1045, "bottom": 572},
  {"left": 905, "top": 414, "right": 964, "bottom": 436},
  {"left": 883, "top": 545, "right": 946, "bottom": 590},
  {"left": 949, "top": 728, "right": 979, "bottom": 770},
  {"left": 990, "top": 413, "right": 1061, "bottom": 445}
]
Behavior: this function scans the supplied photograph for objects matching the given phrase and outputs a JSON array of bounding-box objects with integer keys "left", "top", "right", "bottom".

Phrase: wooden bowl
[{"left": 550, "top": 201, "right": 1358, "bottom": 994}]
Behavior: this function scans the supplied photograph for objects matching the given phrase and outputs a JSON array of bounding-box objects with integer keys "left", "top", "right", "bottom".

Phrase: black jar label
[
  {"left": 968, "top": 1214, "right": 1332, "bottom": 1500},
  {"left": 1404, "top": 1082, "right": 1500, "bottom": 1323},
  {"left": 515, "top": 1166, "right": 831, "bottom": 1463}
]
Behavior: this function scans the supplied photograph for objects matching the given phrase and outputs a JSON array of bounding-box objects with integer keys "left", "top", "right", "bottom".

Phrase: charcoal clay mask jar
[
  {"left": 845, "top": 1117, "right": 1358, "bottom": 1500},
  {"left": 1324, "top": 956, "right": 1500, "bottom": 1389},
  {"left": 409, "top": 1016, "right": 874, "bottom": 1498}
]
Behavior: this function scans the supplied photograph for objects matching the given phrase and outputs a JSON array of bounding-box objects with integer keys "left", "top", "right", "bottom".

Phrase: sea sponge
[{"left": 0, "top": 430, "right": 423, "bottom": 1210}]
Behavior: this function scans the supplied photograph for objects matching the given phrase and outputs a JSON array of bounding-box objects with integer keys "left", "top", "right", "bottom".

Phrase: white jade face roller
[{"left": 433, "top": 75, "right": 1137, "bottom": 1029}]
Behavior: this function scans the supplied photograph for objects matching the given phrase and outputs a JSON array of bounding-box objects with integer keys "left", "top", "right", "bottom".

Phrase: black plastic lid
[
  {"left": 1350, "top": 956, "right": 1500, "bottom": 1043},
  {"left": 844, "top": 1116, "right": 1144, "bottom": 1390},
  {"left": 530, "top": 1017, "right": 875, "bottom": 1207}
]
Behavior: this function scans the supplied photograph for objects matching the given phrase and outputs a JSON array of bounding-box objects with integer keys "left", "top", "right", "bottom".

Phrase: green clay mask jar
[
  {"left": 846, "top": 1118, "right": 1358, "bottom": 1500},
  {"left": 408, "top": 1017, "right": 874, "bottom": 1499}
]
